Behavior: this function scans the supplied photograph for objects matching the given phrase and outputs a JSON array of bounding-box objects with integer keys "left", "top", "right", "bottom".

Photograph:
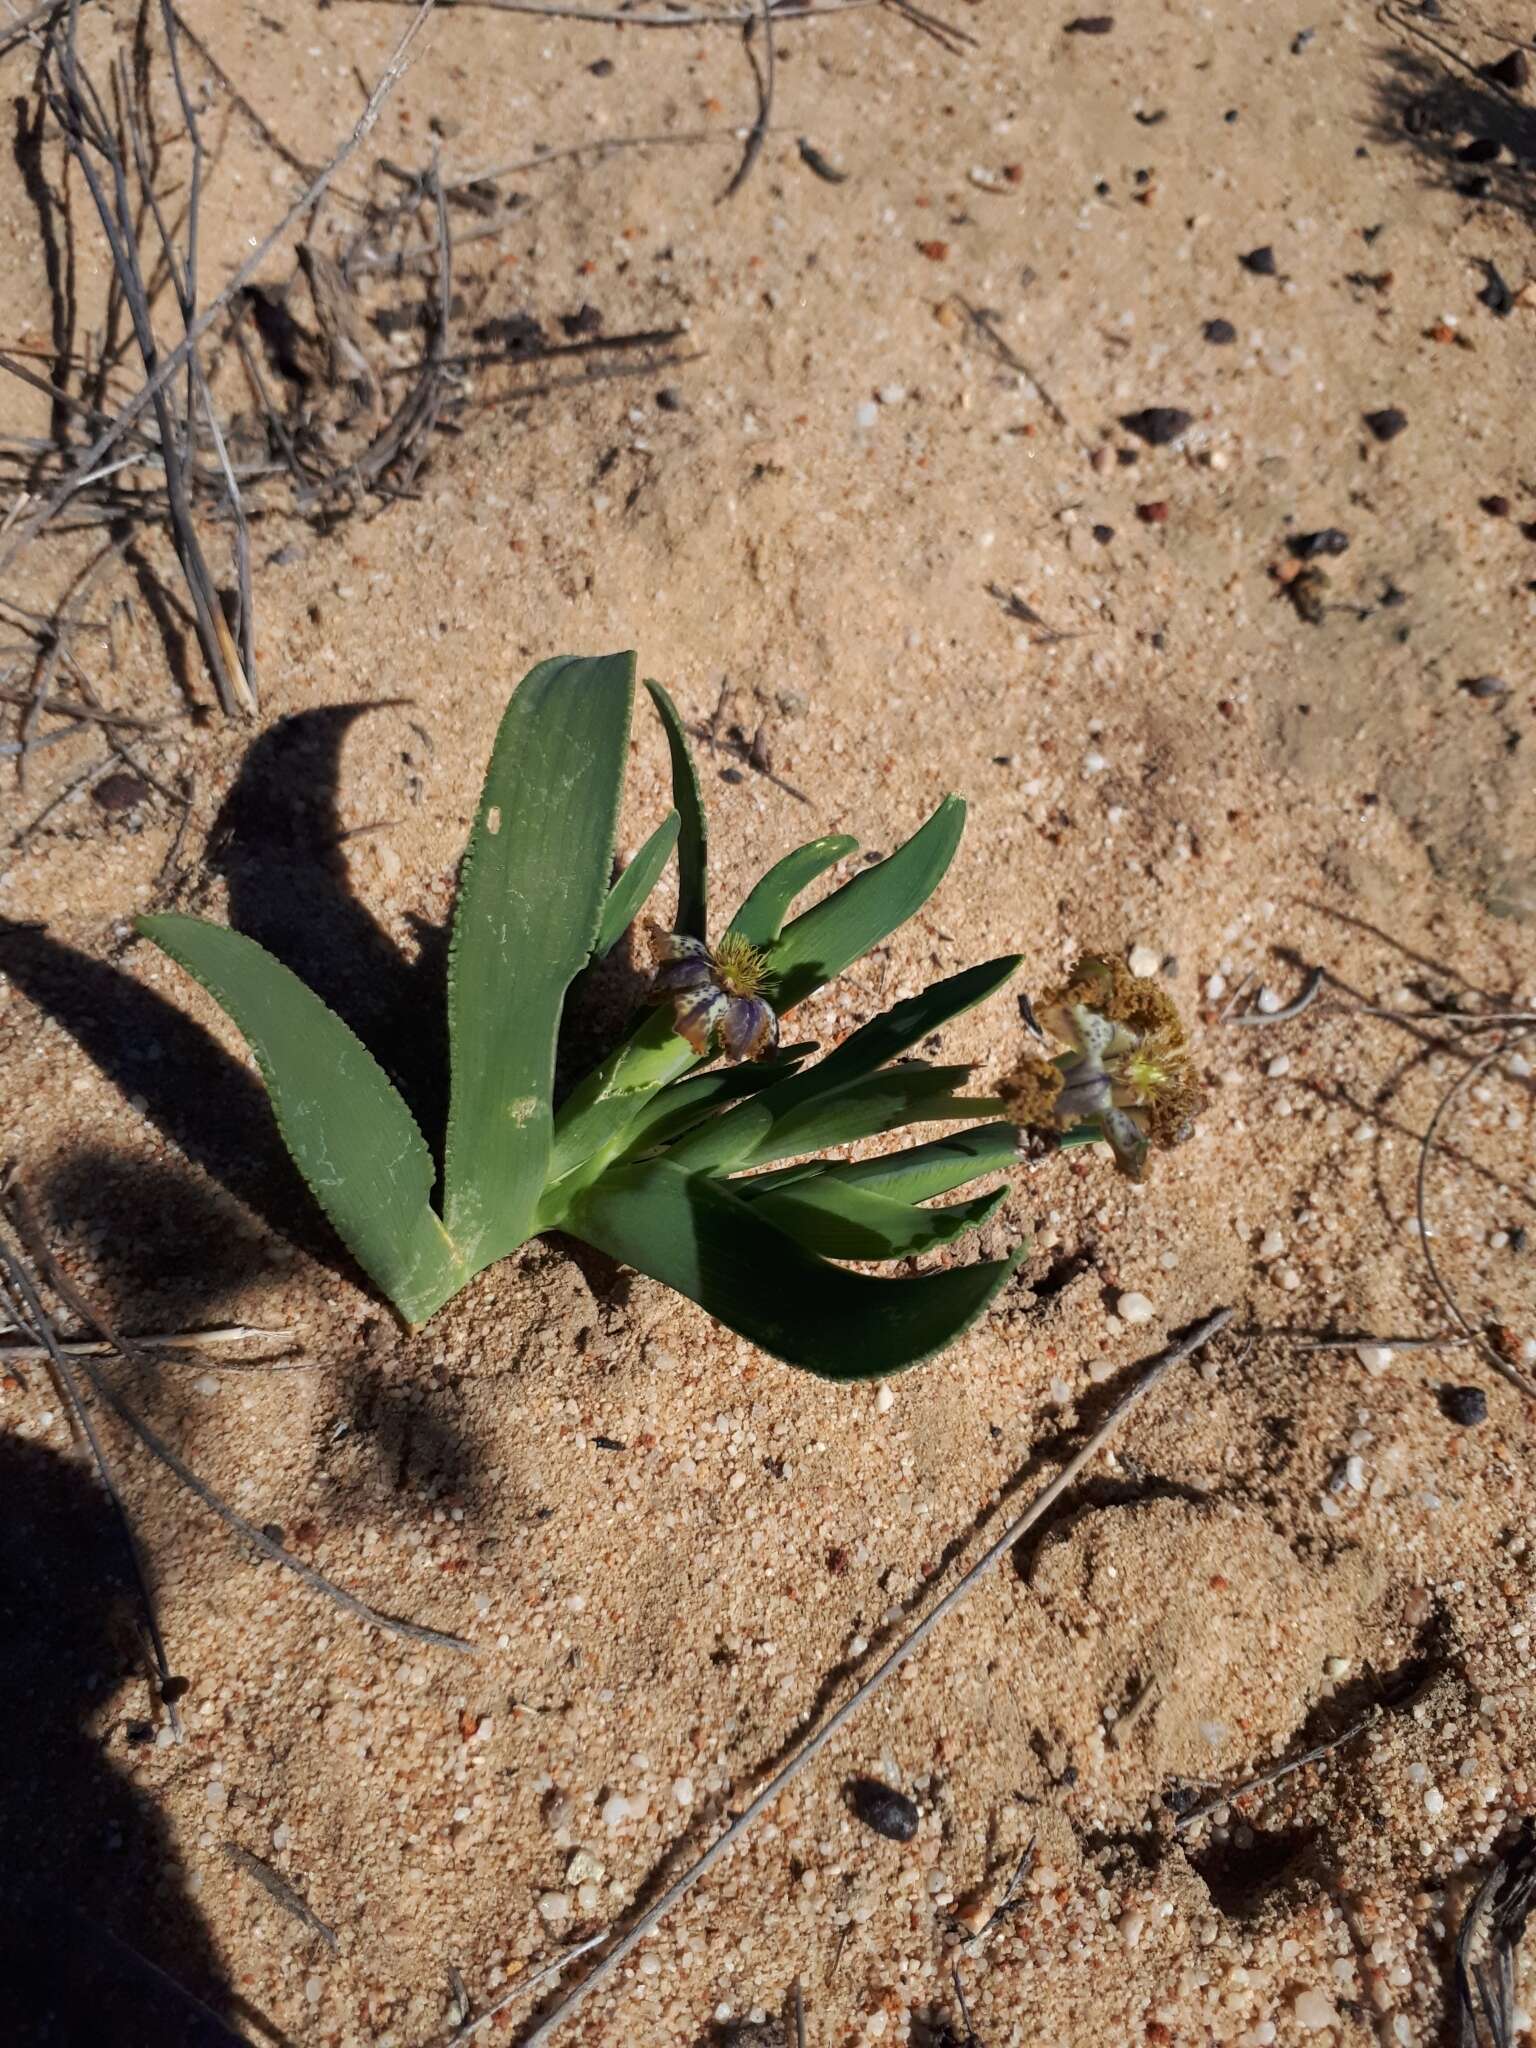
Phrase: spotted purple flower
[{"left": 647, "top": 924, "right": 779, "bottom": 1061}]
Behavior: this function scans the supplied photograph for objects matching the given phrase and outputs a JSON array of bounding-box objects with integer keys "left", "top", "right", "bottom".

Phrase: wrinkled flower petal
[
  {"left": 719, "top": 994, "right": 778, "bottom": 1062},
  {"left": 673, "top": 986, "right": 729, "bottom": 1054}
]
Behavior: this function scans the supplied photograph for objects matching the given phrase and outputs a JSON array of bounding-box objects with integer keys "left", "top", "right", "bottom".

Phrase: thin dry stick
[
  {"left": 0, "top": 1239, "right": 183, "bottom": 1737},
  {"left": 223, "top": 1842, "right": 339, "bottom": 1952},
  {"left": 442, "top": 1935, "right": 606, "bottom": 2047},
  {"left": 1174, "top": 1714, "right": 1377, "bottom": 1833},
  {"left": 7, "top": 1189, "right": 477, "bottom": 1652},
  {"left": 955, "top": 297, "right": 1088, "bottom": 454},
  {"left": 1230, "top": 966, "right": 1324, "bottom": 1026},
  {"left": 516, "top": 1308, "right": 1234, "bottom": 2047},
  {"left": 720, "top": 0, "right": 775, "bottom": 201},
  {"left": 0, "top": 0, "right": 438, "bottom": 571},
  {"left": 790, "top": 1977, "right": 806, "bottom": 2048},
  {"left": 1415, "top": 1029, "right": 1536, "bottom": 1402},
  {"left": 339, "top": 0, "right": 872, "bottom": 22}
]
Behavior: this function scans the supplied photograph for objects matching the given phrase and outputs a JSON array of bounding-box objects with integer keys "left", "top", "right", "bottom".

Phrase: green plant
[{"left": 138, "top": 653, "right": 1031, "bottom": 1378}]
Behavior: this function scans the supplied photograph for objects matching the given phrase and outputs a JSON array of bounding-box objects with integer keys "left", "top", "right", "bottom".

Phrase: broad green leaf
[
  {"left": 617, "top": 1045, "right": 818, "bottom": 1157},
  {"left": 661, "top": 1097, "right": 776, "bottom": 1174},
  {"left": 645, "top": 679, "right": 707, "bottom": 940},
  {"left": 728, "top": 835, "right": 858, "bottom": 949},
  {"left": 594, "top": 810, "right": 679, "bottom": 959},
  {"left": 444, "top": 652, "right": 635, "bottom": 1266},
  {"left": 136, "top": 915, "right": 466, "bottom": 1325},
  {"left": 705, "top": 956, "right": 1018, "bottom": 1160},
  {"left": 751, "top": 1177, "right": 1007, "bottom": 1261},
  {"left": 566, "top": 1159, "right": 1024, "bottom": 1379},
  {"left": 548, "top": 798, "right": 969, "bottom": 1197},
  {"left": 743, "top": 1067, "right": 1003, "bottom": 1169},
  {"left": 765, "top": 797, "right": 966, "bottom": 1012},
  {"left": 753, "top": 1121, "right": 1022, "bottom": 1206}
]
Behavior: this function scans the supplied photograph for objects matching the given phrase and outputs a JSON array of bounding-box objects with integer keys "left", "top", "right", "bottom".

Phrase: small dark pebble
[
  {"left": 1240, "top": 244, "right": 1277, "bottom": 276},
  {"left": 655, "top": 387, "right": 684, "bottom": 412},
  {"left": 797, "top": 136, "right": 849, "bottom": 184},
  {"left": 1364, "top": 406, "right": 1408, "bottom": 442},
  {"left": 1478, "top": 261, "right": 1514, "bottom": 316},
  {"left": 1290, "top": 527, "right": 1350, "bottom": 560},
  {"left": 125, "top": 1721, "right": 155, "bottom": 1746},
  {"left": 1481, "top": 494, "right": 1511, "bottom": 517},
  {"left": 848, "top": 1777, "right": 919, "bottom": 1842},
  {"left": 1510, "top": 1226, "right": 1528, "bottom": 1253},
  {"left": 1092, "top": 522, "right": 1116, "bottom": 544},
  {"left": 1224, "top": 108, "right": 1239, "bottom": 122},
  {"left": 92, "top": 770, "right": 151, "bottom": 812},
  {"left": 592, "top": 1435, "right": 626, "bottom": 1451},
  {"left": 588, "top": 55, "right": 613, "bottom": 76},
  {"left": 1064, "top": 13, "right": 1115, "bottom": 30},
  {"left": 720, "top": 766, "right": 744, "bottom": 784},
  {"left": 1523, "top": 522, "right": 1536, "bottom": 543},
  {"left": 1134, "top": 108, "right": 1167, "bottom": 125},
  {"left": 560, "top": 303, "right": 604, "bottom": 338},
  {"left": 1136, "top": 500, "right": 1170, "bottom": 524},
  {"left": 1121, "top": 406, "right": 1193, "bottom": 447},
  {"left": 1460, "top": 674, "right": 1509, "bottom": 699},
  {"left": 1203, "top": 317, "right": 1238, "bottom": 344},
  {"left": 1291, "top": 27, "right": 1315, "bottom": 53},
  {"left": 1456, "top": 136, "right": 1502, "bottom": 163},
  {"left": 1439, "top": 1384, "right": 1488, "bottom": 1427},
  {"left": 1115, "top": 446, "right": 1139, "bottom": 466},
  {"left": 1162, "top": 1781, "right": 1202, "bottom": 1817},
  {"left": 1379, "top": 584, "right": 1407, "bottom": 608},
  {"left": 1458, "top": 174, "right": 1494, "bottom": 199},
  {"left": 261, "top": 1522, "right": 285, "bottom": 1545},
  {"left": 1095, "top": 178, "right": 1112, "bottom": 197},
  {"left": 1484, "top": 49, "right": 1529, "bottom": 90}
]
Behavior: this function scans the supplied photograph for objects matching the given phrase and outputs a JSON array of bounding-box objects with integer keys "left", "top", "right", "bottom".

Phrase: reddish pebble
[
  {"left": 916, "top": 239, "right": 950, "bottom": 261},
  {"left": 1137, "top": 500, "right": 1170, "bottom": 523}
]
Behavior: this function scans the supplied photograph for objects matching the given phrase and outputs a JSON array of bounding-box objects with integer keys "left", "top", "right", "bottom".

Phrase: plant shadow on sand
[
  {"left": 1368, "top": 28, "right": 1536, "bottom": 235},
  {"left": 0, "top": 1431, "right": 289, "bottom": 2046}
]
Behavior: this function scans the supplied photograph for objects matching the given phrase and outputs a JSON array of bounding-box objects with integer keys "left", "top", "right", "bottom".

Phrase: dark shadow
[
  {"left": 0, "top": 1433, "right": 264, "bottom": 2045},
  {"left": 35, "top": 1149, "right": 272, "bottom": 1328},
  {"left": 1369, "top": 33, "right": 1536, "bottom": 229},
  {"left": 115, "top": 524, "right": 198, "bottom": 710},
  {"left": 11, "top": 85, "right": 78, "bottom": 464},
  {"left": 205, "top": 702, "right": 450, "bottom": 1154},
  {"left": 1188, "top": 1822, "right": 1324, "bottom": 1920},
  {"left": 0, "top": 915, "right": 334, "bottom": 1267}
]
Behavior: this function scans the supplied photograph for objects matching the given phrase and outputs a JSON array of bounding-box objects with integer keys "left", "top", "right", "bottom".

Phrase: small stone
[
  {"left": 854, "top": 400, "right": 879, "bottom": 429},
  {"left": 1439, "top": 1384, "right": 1488, "bottom": 1427},
  {"left": 1457, "top": 136, "right": 1502, "bottom": 163},
  {"left": 1117, "top": 1291, "right": 1155, "bottom": 1324},
  {"left": 600, "top": 1792, "right": 633, "bottom": 1829},
  {"left": 1121, "top": 406, "right": 1193, "bottom": 447},
  {"left": 192, "top": 1373, "right": 221, "bottom": 1396},
  {"left": 655, "top": 387, "right": 684, "bottom": 412},
  {"left": 1258, "top": 1229, "right": 1286, "bottom": 1261},
  {"left": 1064, "top": 13, "right": 1115, "bottom": 29},
  {"left": 1267, "top": 1054, "right": 1291, "bottom": 1078},
  {"left": 1203, "top": 317, "right": 1238, "bottom": 344},
  {"left": 587, "top": 56, "right": 614, "bottom": 76},
  {"left": 1357, "top": 1344, "right": 1394, "bottom": 1375},
  {"left": 537, "top": 1892, "right": 571, "bottom": 1925},
  {"left": 566, "top": 1848, "right": 604, "bottom": 1885},
  {"left": 1128, "top": 944, "right": 1161, "bottom": 977},
  {"left": 672, "top": 1776, "right": 694, "bottom": 1806},
  {"left": 1483, "top": 49, "right": 1528, "bottom": 89},
  {"left": 1240, "top": 245, "right": 1278, "bottom": 276},
  {"left": 1424, "top": 1786, "right": 1445, "bottom": 1816},
  {"left": 92, "top": 771, "right": 151, "bottom": 813},
  {"left": 1256, "top": 986, "right": 1284, "bottom": 1013},
  {"left": 1136, "top": 500, "right": 1170, "bottom": 524},
  {"left": 1292, "top": 1987, "right": 1341, "bottom": 2032},
  {"left": 848, "top": 1777, "right": 919, "bottom": 1842},
  {"left": 1344, "top": 1454, "right": 1366, "bottom": 1491},
  {"left": 1205, "top": 972, "right": 1227, "bottom": 1000},
  {"left": 877, "top": 383, "right": 907, "bottom": 406},
  {"left": 1480, "top": 495, "right": 1511, "bottom": 517},
  {"left": 1364, "top": 406, "right": 1408, "bottom": 442},
  {"left": 1092, "top": 522, "right": 1116, "bottom": 544},
  {"left": 1325, "top": 1656, "right": 1350, "bottom": 1679},
  {"left": 1290, "top": 527, "right": 1350, "bottom": 559},
  {"left": 1118, "top": 1908, "right": 1146, "bottom": 1946},
  {"left": 875, "top": 1383, "right": 894, "bottom": 1414},
  {"left": 1460, "top": 675, "right": 1508, "bottom": 699}
]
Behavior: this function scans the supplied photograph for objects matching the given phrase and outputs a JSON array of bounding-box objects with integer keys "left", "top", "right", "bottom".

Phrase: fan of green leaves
[{"left": 139, "top": 654, "right": 1026, "bottom": 1378}]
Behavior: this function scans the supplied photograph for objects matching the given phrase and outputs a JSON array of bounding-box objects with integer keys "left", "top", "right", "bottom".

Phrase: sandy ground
[{"left": 3, "top": 0, "right": 1536, "bottom": 2043}]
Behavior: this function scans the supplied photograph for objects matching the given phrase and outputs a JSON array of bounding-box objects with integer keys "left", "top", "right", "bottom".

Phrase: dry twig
[{"left": 515, "top": 1309, "right": 1234, "bottom": 2046}]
